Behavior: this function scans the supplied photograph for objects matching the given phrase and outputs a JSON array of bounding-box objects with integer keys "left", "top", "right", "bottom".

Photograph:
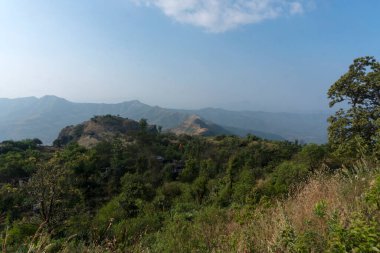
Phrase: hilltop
[
  {"left": 53, "top": 114, "right": 232, "bottom": 148},
  {"left": 53, "top": 115, "right": 158, "bottom": 148},
  {"left": 170, "top": 115, "right": 231, "bottom": 136}
]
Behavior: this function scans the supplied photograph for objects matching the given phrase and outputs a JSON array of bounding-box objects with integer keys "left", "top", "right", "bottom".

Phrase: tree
[
  {"left": 139, "top": 118, "right": 148, "bottom": 131},
  {"left": 27, "top": 155, "right": 82, "bottom": 226},
  {"left": 32, "top": 138, "right": 43, "bottom": 146},
  {"left": 327, "top": 56, "right": 380, "bottom": 159},
  {"left": 295, "top": 144, "right": 327, "bottom": 172}
]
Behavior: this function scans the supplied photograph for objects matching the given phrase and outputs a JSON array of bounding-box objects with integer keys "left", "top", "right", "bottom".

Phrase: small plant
[
  {"left": 314, "top": 200, "right": 328, "bottom": 218},
  {"left": 365, "top": 175, "right": 380, "bottom": 210}
]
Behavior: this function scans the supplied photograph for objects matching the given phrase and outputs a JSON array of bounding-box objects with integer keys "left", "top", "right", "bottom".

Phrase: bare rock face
[
  {"left": 170, "top": 115, "right": 230, "bottom": 136},
  {"left": 53, "top": 115, "right": 154, "bottom": 148}
]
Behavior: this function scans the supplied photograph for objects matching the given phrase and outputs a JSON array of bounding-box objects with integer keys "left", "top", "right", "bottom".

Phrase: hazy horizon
[
  {"left": 0, "top": 94, "right": 334, "bottom": 114},
  {"left": 1, "top": 1, "right": 379, "bottom": 112}
]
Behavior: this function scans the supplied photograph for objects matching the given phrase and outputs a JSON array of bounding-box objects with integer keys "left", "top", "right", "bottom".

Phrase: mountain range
[{"left": 0, "top": 95, "right": 329, "bottom": 144}]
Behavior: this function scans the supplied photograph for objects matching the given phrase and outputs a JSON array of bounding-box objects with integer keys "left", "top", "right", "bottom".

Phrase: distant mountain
[
  {"left": 0, "top": 96, "right": 329, "bottom": 144},
  {"left": 169, "top": 115, "right": 230, "bottom": 136},
  {"left": 0, "top": 96, "right": 186, "bottom": 144},
  {"left": 184, "top": 108, "right": 328, "bottom": 144}
]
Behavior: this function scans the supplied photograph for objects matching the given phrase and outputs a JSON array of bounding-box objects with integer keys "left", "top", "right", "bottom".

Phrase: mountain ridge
[{"left": 0, "top": 96, "right": 329, "bottom": 144}]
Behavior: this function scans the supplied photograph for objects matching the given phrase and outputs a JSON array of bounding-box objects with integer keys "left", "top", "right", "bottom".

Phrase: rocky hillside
[
  {"left": 53, "top": 115, "right": 155, "bottom": 148},
  {"left": 170, "top": 115, "right": 230, "bottom": 136}
]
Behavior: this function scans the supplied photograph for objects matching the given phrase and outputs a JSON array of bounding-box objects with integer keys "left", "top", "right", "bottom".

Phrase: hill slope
[
  {"left": 170, "top": 115, "right": 231, "bottom": 136},
  {"left": 53, "top": 115, "right": 151, "bottom": 148}
]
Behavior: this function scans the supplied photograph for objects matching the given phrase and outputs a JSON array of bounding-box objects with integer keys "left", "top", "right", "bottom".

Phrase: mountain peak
[
  {"left": 40, "top": 95, "right": 68, "bottom": 102},
  {"left": 170, "top": 114, "right": 230, "bottom": 136}
]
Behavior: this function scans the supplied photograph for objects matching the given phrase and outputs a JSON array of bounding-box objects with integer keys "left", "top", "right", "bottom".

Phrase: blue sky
[{"left": 0, "top": 0, "right": 379, "bottom": 112}]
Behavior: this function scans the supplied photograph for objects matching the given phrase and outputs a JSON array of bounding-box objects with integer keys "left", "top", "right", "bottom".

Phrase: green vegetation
[
  {"left": 0, "top": 57, "right": 379, "bottom": 252},
  {"left": 328, "top": 56, "right": 380, "bottom": 161}
]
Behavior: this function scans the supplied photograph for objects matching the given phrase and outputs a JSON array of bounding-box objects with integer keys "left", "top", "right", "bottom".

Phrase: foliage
[
  {"left": 0, "top": 131, "right": 378, "bottom": 252},
  {"left": 258, "top": 161, "right": 309, "bottom": 198},
  {"left": 328, "top": 56, "right": 380, "bottom": 160}
]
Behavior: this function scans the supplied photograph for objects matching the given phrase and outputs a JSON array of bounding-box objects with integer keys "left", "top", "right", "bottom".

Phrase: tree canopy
[{"left": 327, "top": 56, "right": 380, "bottom": 159}]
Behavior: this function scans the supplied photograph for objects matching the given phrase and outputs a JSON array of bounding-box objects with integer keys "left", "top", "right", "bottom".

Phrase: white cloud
[{"left": 133, "top": 0, "right": 308, "bottom": 32}]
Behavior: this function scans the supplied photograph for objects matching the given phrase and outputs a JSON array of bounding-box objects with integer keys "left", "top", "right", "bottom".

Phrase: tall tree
[
  {"left": 327, "top": 56, "right": 380, "bottom": 159},
  {"left": 27, "top": 154, "right": 82, "bottom": 226}
]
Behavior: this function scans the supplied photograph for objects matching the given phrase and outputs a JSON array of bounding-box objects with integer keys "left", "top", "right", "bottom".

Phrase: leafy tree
[
  {"left": 179, "top": 158, "right": 199, "bottom": 182},
  {"left": 139, "top": 118, "right": 148, "bottom": 131},
  {"left": 232, "top": 167, "right": 255, "bottom": 204},
  {"left": 26, "top": 156, "right": 82, "bottom": 226},
  {"left": 295, "top": 144, "right": 327, "bottom": 171},
  {"left": 328, "top": 56, "right": 380, "bottom": 159},
  {"left": 259, "top": 161, "right": 309, "bottom": 197},
  {"left": 217, "top": 156, "right": 240, "bottom": 206},
  {"left": 192, "top": 175, "right": 208, "bottom": 204}
]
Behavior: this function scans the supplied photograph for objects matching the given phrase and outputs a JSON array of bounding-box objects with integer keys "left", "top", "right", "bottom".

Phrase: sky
[{"left": 0, "top": 0, "right": 379, "bottom": 112}]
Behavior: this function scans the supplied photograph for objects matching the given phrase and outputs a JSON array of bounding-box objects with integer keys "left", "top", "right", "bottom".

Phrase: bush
[
  {"left": 112, "top": 214, "right": 162, "bottom": 249},
  {"left": 7, "top": 221, "right": 39, "bottom": 245},
  {"left": 327, "top": 213, "right": 380, "bottom": 252},
  {"left": 260, "top": 161, "right": 309, "bottom": 197}
]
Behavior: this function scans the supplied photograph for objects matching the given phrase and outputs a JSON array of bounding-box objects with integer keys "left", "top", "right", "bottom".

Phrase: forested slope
[{"left": 0, "top": 57, "right": 379, "bottom": 252}]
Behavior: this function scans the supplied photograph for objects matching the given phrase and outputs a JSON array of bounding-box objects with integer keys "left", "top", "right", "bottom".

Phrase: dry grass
[{"left": 229, "top": 162, "right": 379, "bottom": 252}]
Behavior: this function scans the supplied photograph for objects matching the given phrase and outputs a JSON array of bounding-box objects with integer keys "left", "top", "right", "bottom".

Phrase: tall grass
[{"left": 236, "top": 160, "right": 380, "bottom": 252}]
